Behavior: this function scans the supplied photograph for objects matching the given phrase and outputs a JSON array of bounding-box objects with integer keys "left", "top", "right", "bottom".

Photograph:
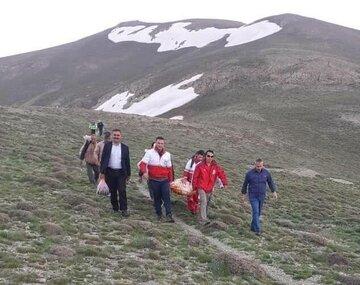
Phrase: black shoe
[
  {"left": 157, "top": 215, "right": 163, "bottom": 222},
  {"left": 112, "top": 209, "right": 119, "bottom": 213},
  {"left": 165, "top": 215, "right": 175, "bottom": 223},
  {"left": 255, "top": 231, "right": 261, "bottom": 236},
  {"left": 121, "top": 210, "right": 130, "bottom": 217}
]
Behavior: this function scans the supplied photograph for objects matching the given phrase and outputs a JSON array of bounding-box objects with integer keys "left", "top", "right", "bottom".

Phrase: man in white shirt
[{"left": 100, "top": 129, "right": 131, "bottom": 217}]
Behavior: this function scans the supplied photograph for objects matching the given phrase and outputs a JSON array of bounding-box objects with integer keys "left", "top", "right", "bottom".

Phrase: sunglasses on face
[{"left": 206, "top": 155, "right": 214, "bottom": 158}]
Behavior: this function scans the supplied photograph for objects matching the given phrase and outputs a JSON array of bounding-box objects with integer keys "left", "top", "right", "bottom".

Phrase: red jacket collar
[{"left": 201, "top": 160, "right": 218, "bottom": 167}]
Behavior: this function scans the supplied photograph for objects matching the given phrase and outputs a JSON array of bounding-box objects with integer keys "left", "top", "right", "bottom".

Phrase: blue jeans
[
  {"left": 149, "top": 179, "right": 172, "bottom": 217},
  {"left": 249, "top": 195, "right": 265, "bottom": 233}
]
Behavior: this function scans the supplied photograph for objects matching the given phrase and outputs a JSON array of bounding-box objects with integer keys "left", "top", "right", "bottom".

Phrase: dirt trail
[{"left": 137, "top": 185, "right": 319, "bottom": 285}]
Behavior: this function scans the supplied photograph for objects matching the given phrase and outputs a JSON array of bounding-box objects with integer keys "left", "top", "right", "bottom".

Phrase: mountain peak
[
  {"left": 116, "top": 18, "right": 244, "bottom": 28},
  {"left": 1, "top": 14, "right": 359, "bottom": 109}
]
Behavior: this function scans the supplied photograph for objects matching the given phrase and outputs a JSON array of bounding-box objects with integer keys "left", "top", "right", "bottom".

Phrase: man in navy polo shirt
[{"left": 241, "top": 158, "right": 278, "bottom": 235}]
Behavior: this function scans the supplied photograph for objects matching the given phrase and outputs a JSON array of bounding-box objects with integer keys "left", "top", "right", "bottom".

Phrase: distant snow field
[
  {"left": 108, "top": 20, "right": 282, "bottom": 52},
  {"left": 341, "top": 114, "right": 360, "bottom": 126},
  {"left": 95, "top": 91, "right": 134, "bottom": 112},
  {"left": 170, "top": 116, "right": 184, "bottom": 120},
  {"left": 96, "top": 74, "right": 203, "bottom": 117},
  {"left": 329, "top": 178, "right": 353, "bottom": 185}
]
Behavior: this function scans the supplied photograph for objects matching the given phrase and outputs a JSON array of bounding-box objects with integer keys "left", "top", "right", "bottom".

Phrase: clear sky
[{"left": 0, "top": 0, "right": 359, "bottom": 58}]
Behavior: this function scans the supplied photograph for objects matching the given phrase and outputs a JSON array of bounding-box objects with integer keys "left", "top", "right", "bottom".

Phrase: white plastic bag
[
  {"left": 216, "top": 178, "right": 224, "bottom": 189},
  {"left": 97, "top": 179, "right": 109, "bottom": 196}
]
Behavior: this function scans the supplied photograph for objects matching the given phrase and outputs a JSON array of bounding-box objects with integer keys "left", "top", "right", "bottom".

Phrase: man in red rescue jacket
[
  {"left": 183, "top": 150, "right": 205, "bottom": 214},
  {"left": 192, "top": 150, "right": 228, "bottom": 224},
  {"left": 139, "top": 136, "right": 175, "bottom": 223}
]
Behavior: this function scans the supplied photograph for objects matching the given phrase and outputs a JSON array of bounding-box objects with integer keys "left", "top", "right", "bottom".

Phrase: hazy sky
[{"left": 0, "top": 0, "right": 359, "bottom": 58}]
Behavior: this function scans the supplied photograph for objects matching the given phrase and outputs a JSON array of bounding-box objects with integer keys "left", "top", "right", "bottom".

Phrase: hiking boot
[
  {"left": 165, "top": 215, "right": 175, "bottom": 223},
  {"left": 121, "top": 210, "right": 130, "bottom": 217}
]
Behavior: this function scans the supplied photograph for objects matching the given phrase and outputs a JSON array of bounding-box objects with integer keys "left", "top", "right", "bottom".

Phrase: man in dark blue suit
[{"left": 100, "top": 129, "right": 131, "bottom": 216}]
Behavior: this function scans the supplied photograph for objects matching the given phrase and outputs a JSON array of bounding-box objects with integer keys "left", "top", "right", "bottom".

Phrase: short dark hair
[
  {"left": 112, "top": 129, "right": 121, "bottom": 133},
  {"left": 205, "top": 150, "right": 214, "bottom": 155},
  {"left": 255, "top": 158, "right": 263, "bottom": 163},
  {"left": 156, "top": 136, "right": 165, "bottom": 141},
  {"left": 104, "top": 131, "right": 111, "bottom": 139},
  {"left": 196, "top": 150, "right": 205, "bottom": 156}
]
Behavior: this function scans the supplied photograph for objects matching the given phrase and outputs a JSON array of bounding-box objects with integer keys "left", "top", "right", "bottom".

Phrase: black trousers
[
  {"left": 98, "top": 126, "right": 103, "bottom": 136},
  {"left": 105, "top": 168, "right": 127, "bottom": 211}
]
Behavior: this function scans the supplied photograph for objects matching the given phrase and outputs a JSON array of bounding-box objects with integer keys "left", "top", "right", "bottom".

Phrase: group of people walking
[{"left": 80, "top": 126, "right": 278, "bottom": 235}]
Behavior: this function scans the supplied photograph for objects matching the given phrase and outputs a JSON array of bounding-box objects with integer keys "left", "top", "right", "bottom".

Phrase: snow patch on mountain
[
  {"left": 225, "top": 21, "right": 282, "bottom": 47},
  {"left": 95, "top": 91, "right": 135, "bottom": 112},
  {"left": 108, "top": 25, "right": 158, "bottom": 43},
  {"left": 95, "top": 74, "right": 203, "bottom": 117},
  {"left": 108, "top": 20, "right": 281, "bottom": 52},
  {"left": 341, "top": 114, "right": 360, "bottom": 126},
  {"left": 170, "top": 116, "right": 184, "bottom": 120},
  {"left": 329, "top": 178, "right": 353, "bottom": 185}
]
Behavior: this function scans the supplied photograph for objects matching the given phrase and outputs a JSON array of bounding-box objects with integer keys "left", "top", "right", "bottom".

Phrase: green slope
[{"left": 0, "top": 106, "right": 359, "bottom": 284}]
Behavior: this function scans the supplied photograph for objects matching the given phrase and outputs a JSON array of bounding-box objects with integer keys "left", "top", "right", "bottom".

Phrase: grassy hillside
[{"left": 0, "top": 106, "right": 359, "bottom": 284}]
